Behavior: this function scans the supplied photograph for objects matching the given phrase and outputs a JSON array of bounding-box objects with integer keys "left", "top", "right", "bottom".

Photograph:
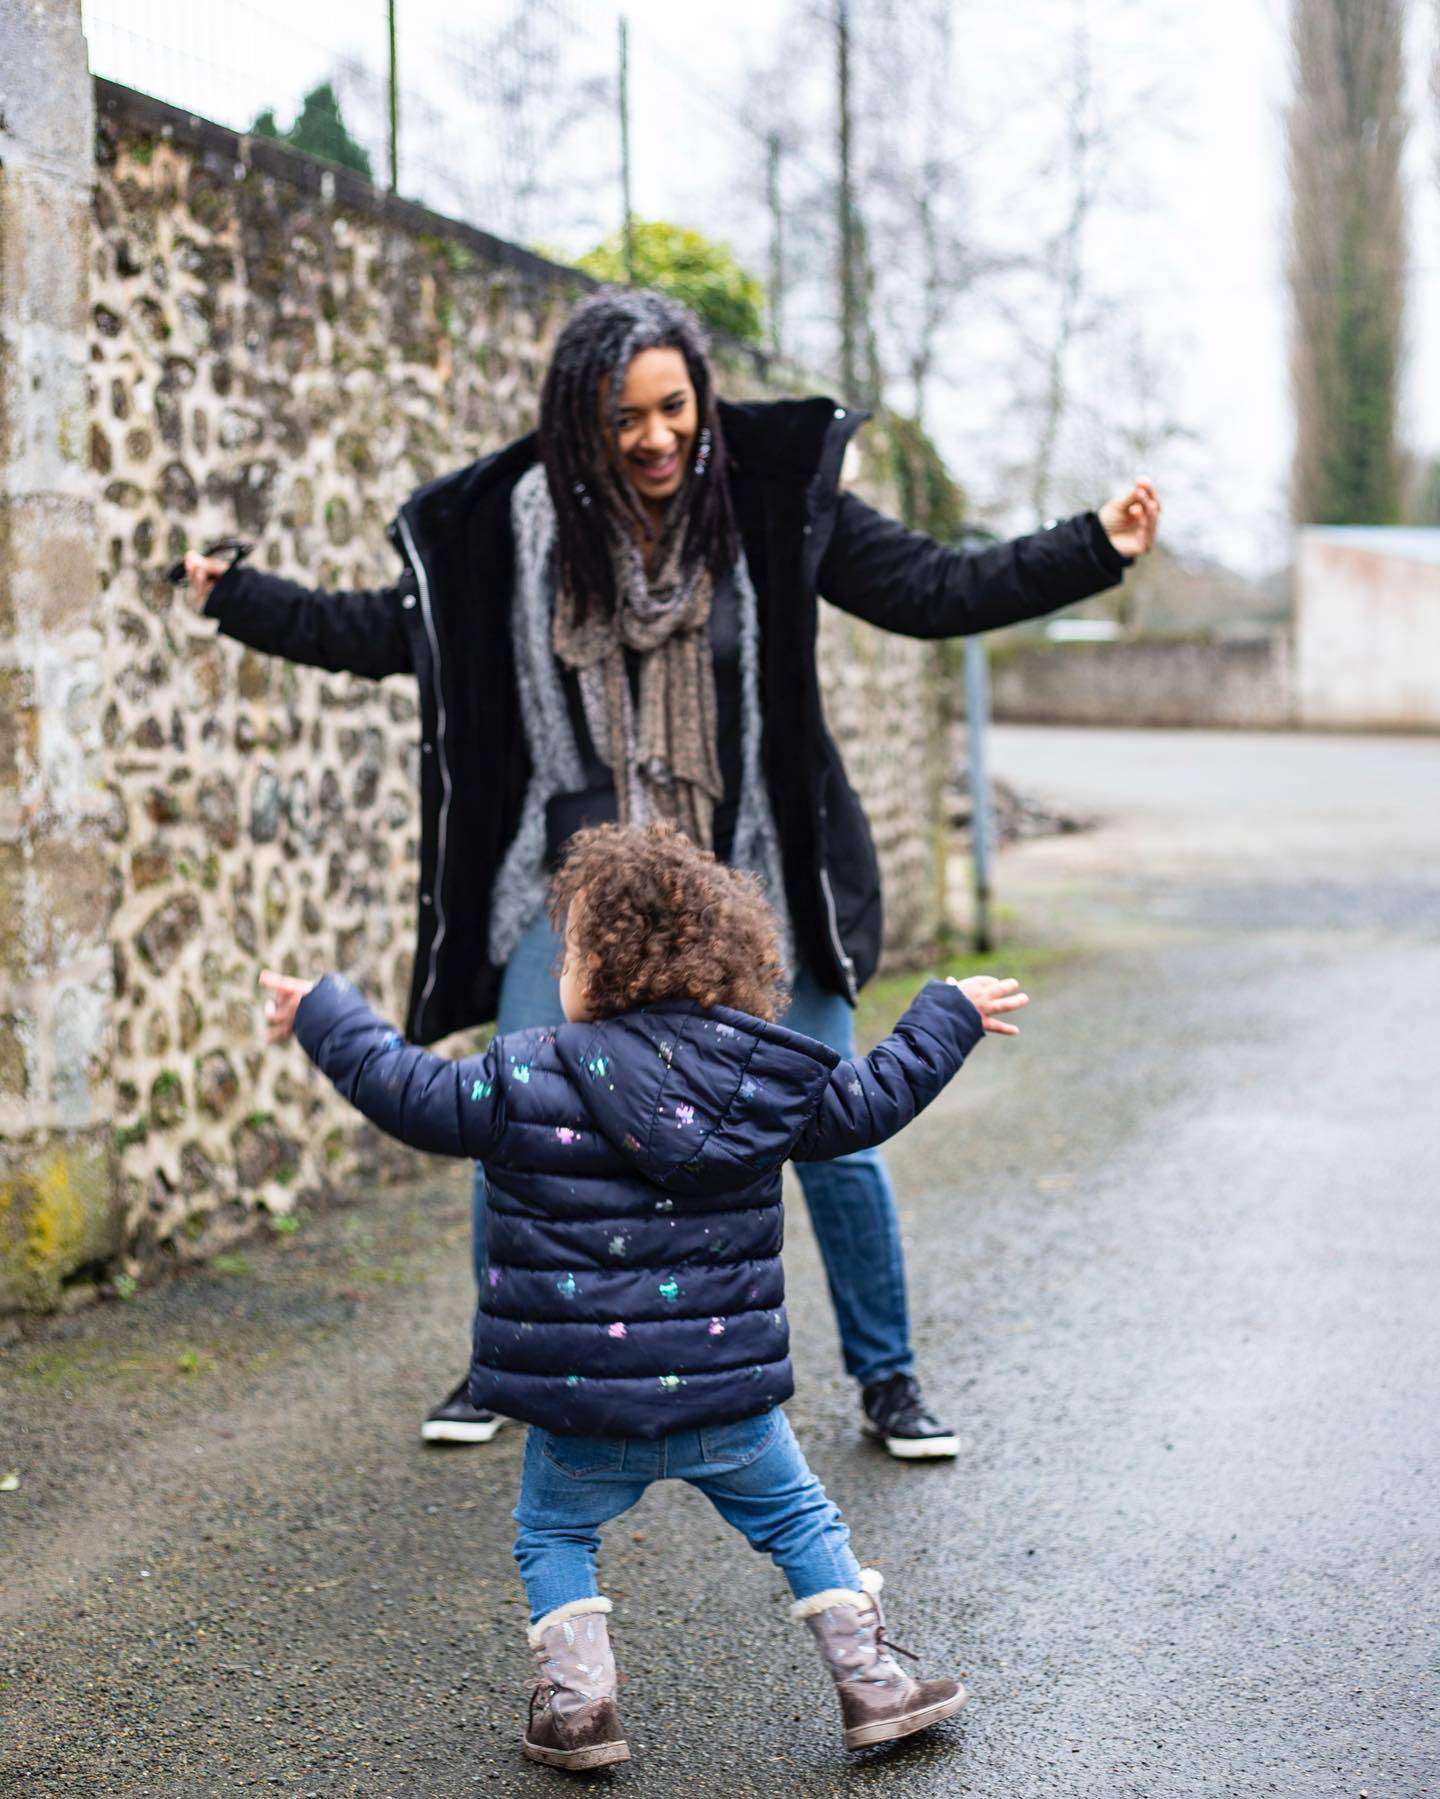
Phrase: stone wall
[
  {"left": 0, "top": 1, "right": 119, "bottom": 1310},
  {"left": 0, "top": 70, "right": 941, "bottom": 1303},
  {"left": 88, "top": 80, "right": 591, "bottom": 1277},
  {"left": 989, "top": 634, "right": 1294, "bottom": 730}
]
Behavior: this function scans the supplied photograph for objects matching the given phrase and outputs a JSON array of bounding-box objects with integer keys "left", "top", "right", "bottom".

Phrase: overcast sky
[{"left": 83, "top": 0, "right": 1440, "bottom": 578}]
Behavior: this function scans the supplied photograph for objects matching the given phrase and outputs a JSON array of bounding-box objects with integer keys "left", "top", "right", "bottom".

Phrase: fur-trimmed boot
[
  {"left": 523, "top": 1596, "right": 630, "bottom": 1771},
  {"left": 794, "top": 1569, "right": 965, "bottom": 1751}
]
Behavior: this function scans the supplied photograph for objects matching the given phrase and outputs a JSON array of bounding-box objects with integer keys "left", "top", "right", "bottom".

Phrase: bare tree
[
  {"left": 1025, "top": 9, "right": 1100, "bottom": 524},
  {"left": 901, "top": 0, "right": 960, "bottom": 429},
  {"left": 436, "top": 2, "right": 614, "bottom": 249},
  {"left": 1287, "top": 0, "right": 1407, "bottom": 525},
  {"left": 857, "top": 0, "right": 979, "bottom": 429},
  {"left": 829, "top": 0, "right": 991, "bottom": 419}
]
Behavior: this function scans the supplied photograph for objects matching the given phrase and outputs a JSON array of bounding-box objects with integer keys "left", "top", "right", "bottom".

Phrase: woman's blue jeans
[
  {"left": 476, "top": 911, "right": 914, "bottom": 1389},
  {"left": 513, "top": 1408, "right": 860, "bottom": 1624}
]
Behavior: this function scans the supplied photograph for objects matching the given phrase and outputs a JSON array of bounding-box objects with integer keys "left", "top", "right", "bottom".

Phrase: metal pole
[
  {"left": 964, "top": 635, "right": 994, "bottom": 954},
  {"left": 387, "top": 0, "right": 399, "bottom": 192},
  {"left": 766, "top": 130, "right": 784, "bottom": 357},
  {"left": 619, "top": 14, "right": 635, "bottom": 282},
  {"left": 836, "top": 0, "right": 858, "bottom": 399}
]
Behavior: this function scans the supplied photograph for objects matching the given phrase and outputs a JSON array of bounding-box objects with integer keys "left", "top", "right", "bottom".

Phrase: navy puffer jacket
[{"left": 294, "top": 976, "right": 984, "bottom": 1438}]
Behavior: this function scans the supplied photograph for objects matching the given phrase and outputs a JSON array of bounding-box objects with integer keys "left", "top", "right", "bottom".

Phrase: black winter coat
[
  {"left": 294, "top": 972, "right": 985, "bottom": 1437},
  {"left": 208, "top": 398, "right": 1129, "bottom": 1042}
]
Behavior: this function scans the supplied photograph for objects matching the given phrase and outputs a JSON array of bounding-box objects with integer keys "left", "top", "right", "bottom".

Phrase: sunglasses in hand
[{"left": 164, "top": 537, "right": 254, "bottom": 586}]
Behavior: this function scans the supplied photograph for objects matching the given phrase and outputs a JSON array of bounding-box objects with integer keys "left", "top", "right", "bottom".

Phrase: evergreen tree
[{"left": 251, "top": 83, "right": 372, "bottom": 181}]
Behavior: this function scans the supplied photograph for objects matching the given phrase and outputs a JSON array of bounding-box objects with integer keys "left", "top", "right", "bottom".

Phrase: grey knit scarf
[
  {"left": 488, "top": 463, "right": 792, "bottom": 972},
  {"left": 552, "top": 469, "right": 722, "bottom": 847}
]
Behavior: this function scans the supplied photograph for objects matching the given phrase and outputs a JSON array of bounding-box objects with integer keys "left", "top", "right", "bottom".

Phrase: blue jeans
[
  {"left": 513, "top": 1408, "right": 861, "bottom": 1624},
  {"left": 478, "top": 911, "right": 914, "bottom": 1388}
]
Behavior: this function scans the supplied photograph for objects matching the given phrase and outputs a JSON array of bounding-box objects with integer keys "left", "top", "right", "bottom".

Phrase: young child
[{"left": 261, "top": 821, "right": 1027, "bottom": 1772}]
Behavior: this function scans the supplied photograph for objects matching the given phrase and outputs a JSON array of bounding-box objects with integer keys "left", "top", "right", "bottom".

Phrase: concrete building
[{"left": 1296, "top": 528, "right": 1440, "bottom": 729}]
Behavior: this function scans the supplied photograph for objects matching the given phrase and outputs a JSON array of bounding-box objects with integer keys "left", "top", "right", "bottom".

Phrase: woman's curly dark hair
[{"left": 549, "top": 822, "right": 784, "bottom": 1022}]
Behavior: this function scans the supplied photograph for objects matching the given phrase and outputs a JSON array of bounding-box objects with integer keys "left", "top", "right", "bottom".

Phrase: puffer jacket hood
[
  {"left": 295, "top": 973, "right": 984, "bottom": 1438},
  {"left": 551, "top": 1004, "right": 840, "bottom": 1197}
]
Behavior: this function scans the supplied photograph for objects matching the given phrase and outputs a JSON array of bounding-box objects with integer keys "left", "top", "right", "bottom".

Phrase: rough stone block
[
  {"left": 27, "top": 837, "right": 113, "bottom": 969},
  {"left": 0, "top": 841, "right": 26, "bottom": 976},
  {"left": 195, "top": 1048, "right": 239, "bottom": 1118},
  {"left": 0, "top": 173, "right": 93, "bottom": 335},
  {"left": 0, "top": 329, "right": 93, "bottom": 498},
  {"left": 0, "top": 495, "right": 100, "bottom": 635},
  {"left": 0, "top": 1130, "right": 118, "bottom": 1312},
  {"left": 48, "top": 976, "right": 110, "bottom": 1127},
  {"left": 0, "top": 668, "right": 38, "bottom": 791},
  {"left": 0, "top": 3, "right": 96, "bottom": 184},
  {"left": 0, "top": 1011, "right": 32, "bottom": 1101},
  {"left": 135, "top": 892, "right": 201, "bottom": 973},
  {"left": 232, "top": 1115, "right": 299, "bottom": 1189}
]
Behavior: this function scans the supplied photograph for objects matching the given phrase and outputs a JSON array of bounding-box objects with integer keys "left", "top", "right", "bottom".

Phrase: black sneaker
[
  {"left": 421, "top": 1377, "right": 506, "bottom": 1446},
  {"left": 861, "top": 1374, "right": 959, "bottom": 1460}
]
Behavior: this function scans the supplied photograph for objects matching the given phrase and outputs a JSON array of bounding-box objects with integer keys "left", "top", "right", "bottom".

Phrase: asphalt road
[{"left": 3, "top": 726, "right": 1438, "bottom": 1796}]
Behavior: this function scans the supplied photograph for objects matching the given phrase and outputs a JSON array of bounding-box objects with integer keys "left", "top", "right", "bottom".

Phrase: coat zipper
[
  {"left": 817, "top": 861, "right": 858, "bottom": 1003},
  {"left": 395, "top": 509, "right": 453, "bottom": 1036}
]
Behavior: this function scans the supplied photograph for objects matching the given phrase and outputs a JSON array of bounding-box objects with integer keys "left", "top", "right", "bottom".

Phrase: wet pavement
[{"left": 3, "top": 726, "right": 1438, "bottom": 1796}]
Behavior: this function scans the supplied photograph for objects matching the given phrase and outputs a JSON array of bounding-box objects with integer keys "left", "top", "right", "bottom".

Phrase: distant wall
[
  {"left": 0, "top": 62, "right": 943, "bottom": 1306},
  {"left": 989, "top": 635, "right": 1294, "bottom": 730},
  {"left": 1296, "top": 531, "right": 1440, "bottom": 729}
]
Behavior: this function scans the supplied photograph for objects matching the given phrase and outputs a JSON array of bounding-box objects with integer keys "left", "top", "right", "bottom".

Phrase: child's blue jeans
[{"left": 512, "top": 1408, "right": 862, "bottom": 1625}]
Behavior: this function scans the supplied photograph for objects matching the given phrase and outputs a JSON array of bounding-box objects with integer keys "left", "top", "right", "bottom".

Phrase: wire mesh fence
[
  {"left": 84, "top": 9, "right": 787, "bottom": 279},
  {"left": 79, "top": 1, "right": 861, "bottom": 378}
]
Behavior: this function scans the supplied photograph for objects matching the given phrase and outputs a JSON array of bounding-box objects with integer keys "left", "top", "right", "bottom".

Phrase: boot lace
[
  {"left": 876, "top": 1622, "right": 920, "bottom": 1663},
  {"left": 528, "top": 1679, "right": 555, "bottom": 1726},
  {"left": 869, "top": 1596, "right": 920, "bottom": 1665}
]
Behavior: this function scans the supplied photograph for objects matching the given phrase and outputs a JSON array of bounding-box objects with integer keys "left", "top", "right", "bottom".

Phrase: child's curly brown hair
[{"left": 549, "top": 821, "right": 785, "bottom": 1022}]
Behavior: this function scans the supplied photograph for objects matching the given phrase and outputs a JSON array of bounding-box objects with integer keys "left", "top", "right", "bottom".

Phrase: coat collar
[
  {"left": 717, "top": 395, "right": 870, "bottom": 489},
  {"left": 394, "top": 396, "right": 871, "bottom": 547}
]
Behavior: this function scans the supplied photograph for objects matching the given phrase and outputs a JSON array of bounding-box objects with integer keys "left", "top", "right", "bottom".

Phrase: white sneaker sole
[
  {"left": 420, "top": 1415, "right": 505, "bottom": 1445},
  {"left": 862, "top": 1421, "right": 961, "bottom": 1460},
  {"left": 882, "top": 1432, "right": 959, "bottom": 1460}
]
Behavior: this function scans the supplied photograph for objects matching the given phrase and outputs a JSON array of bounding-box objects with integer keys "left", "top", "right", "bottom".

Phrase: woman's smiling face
[{"left": 607, "top": 346, "right": 698, "bottom": 509}]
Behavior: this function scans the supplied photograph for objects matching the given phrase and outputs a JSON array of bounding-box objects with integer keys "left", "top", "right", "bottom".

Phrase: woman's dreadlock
[{"left": 537, "top": 288, "right": 737, "bottom": 627}]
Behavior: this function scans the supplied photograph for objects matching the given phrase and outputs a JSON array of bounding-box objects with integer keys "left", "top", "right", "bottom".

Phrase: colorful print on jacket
[{"left": 293, "top": 977, "right": 985, "bottom": 1438}]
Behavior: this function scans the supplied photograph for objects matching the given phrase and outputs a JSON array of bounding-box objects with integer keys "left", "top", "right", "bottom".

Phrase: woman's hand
[
  {"left": 947, "top": 974, "right": 1030, "bottom": 1036},
  {"left": 259, "top": 970, "right": 316, "bottom": 1043},
  {"left": 182, "top": 551, "right": 231, "bottom": 609},
  {"left": 1098, "top": 477, "right": 1161, "bottom": 559}
]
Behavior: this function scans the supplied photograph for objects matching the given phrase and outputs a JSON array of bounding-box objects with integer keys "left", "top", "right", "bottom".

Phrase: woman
[{"left": 186, "top": 288, "right": 1159, "bottom": 1461}]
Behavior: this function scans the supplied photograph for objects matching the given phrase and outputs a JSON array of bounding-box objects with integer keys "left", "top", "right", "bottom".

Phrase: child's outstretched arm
[
  {"left": 260, "top": 971, "right": 504, "bottom": 1160},
  {"left": 791, "top": 976, "right": 1028, "bottom": 1163}
]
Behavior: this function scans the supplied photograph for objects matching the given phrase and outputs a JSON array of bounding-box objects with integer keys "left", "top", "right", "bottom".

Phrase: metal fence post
[{"left": 964, "top": 635, "right": 994, "bottom": 954}]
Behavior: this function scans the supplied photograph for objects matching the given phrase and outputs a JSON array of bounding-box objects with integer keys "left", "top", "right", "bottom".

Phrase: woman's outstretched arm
[
  {"left": 817, "top": 479, "right": 1159, "bottom": 641},
  {"left": 183, "top": 552, "right": 414, "bottom": 680}
]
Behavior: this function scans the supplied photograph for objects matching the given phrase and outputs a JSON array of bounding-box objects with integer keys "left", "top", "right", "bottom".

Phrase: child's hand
[
  {"left": 259, "top": 970, "right": 316, "bottom": 1043},
  {"left": 947, "top": 975, "right": 1029, "bottom": 1036}
]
